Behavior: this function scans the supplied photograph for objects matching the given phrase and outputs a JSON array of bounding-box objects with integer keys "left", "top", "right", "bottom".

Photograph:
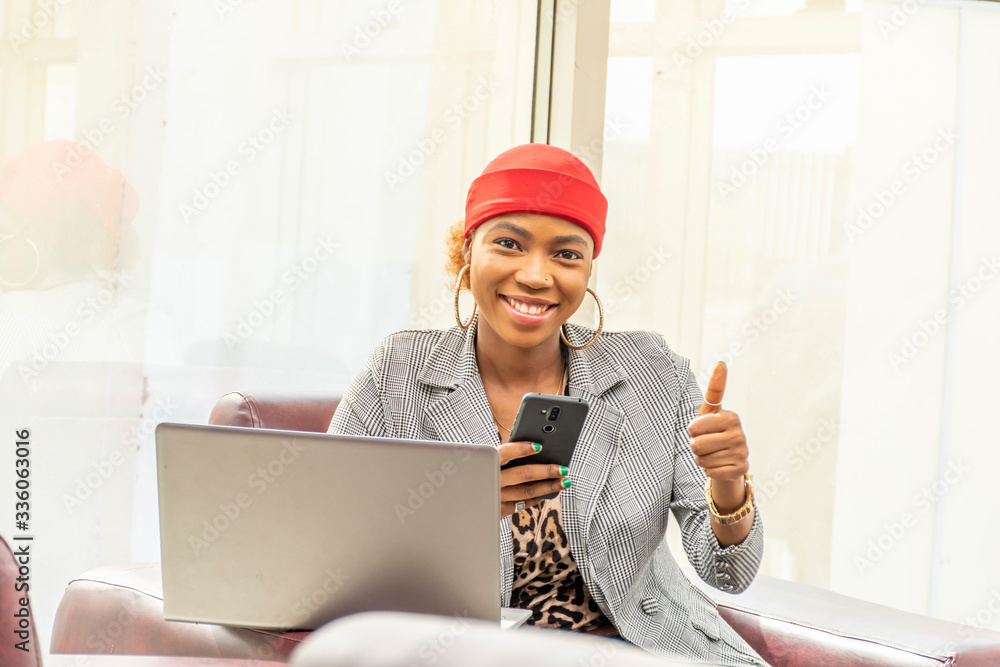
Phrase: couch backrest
[
  {"left": 699, "top": 573, "right": 1000, "bottom": 666},
  {"left": 208, "top": 392, "right": 341, "bottom": 433}
]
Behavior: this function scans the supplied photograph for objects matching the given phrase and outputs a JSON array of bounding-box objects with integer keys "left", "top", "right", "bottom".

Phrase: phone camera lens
[
  {"left": 543, "top": 424, "right": 555, "bottom": 433},
  {"left": 548, "top": 406, "right": 560, "bottom": 421}
]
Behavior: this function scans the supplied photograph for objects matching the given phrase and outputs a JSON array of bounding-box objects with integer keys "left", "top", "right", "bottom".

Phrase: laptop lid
[{"left": 155, "top": 422, "right": 501, "bottom": 630}]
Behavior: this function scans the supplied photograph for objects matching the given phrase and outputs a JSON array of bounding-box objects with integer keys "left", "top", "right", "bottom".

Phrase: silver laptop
[{"left": 155, "top": 422, "right": 532, "bottom": 631}]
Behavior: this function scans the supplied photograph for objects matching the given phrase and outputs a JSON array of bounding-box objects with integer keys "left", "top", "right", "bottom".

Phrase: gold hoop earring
[
  {"left": 454, "top": 264, "right": 477, "bottom": 329},
  {"left": 560, "top": 287, "right": 604, "bottom": 350}
]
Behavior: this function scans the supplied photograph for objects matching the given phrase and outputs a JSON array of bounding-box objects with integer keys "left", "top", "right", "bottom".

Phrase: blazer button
[{"left": 640, "top": 597, "right": 660, "bottom": 615}]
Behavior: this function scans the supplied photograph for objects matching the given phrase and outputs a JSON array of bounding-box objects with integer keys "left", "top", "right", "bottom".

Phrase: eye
[
  {"left": 556, "top": 249, "right": 583, "bottom": 260},
  {"left": 495, "top": 237, "right": 521, "bottom": 251}
]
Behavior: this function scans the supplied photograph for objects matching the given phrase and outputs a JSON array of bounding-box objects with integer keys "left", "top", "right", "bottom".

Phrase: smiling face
[{"left": 462, "top": 213, "right": 594, "bottom": 350}]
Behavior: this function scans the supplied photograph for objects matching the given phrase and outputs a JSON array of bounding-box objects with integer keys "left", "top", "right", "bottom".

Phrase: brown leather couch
[{"left": 50, "top": 391, "right": 1000, "bottom": 666}]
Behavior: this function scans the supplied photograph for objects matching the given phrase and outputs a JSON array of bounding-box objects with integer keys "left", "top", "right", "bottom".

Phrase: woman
[{"left": 328, "top": 143, "right": 768, "bottom": 666}]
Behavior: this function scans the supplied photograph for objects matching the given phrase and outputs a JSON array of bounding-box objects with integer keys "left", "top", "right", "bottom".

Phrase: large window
[
  {"left": 0, "top": 0, "right": 536, "bottom": 645},
  {"left": 598, "top": 0, "right": 1000, "bottom": 628}
]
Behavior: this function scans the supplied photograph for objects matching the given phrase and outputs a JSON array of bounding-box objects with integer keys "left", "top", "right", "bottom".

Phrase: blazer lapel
[
  {"left": 417, "top": 314, "right": 515, "bottom": 606},
  {"left": 423, "top": 380, "right": 497, "bottom": 446},
  {"left": 561, "top": 324, "right": 627, "bottom": 566},
  {"left": 417, "top": 313, "right": 497, "bottom": 447}
]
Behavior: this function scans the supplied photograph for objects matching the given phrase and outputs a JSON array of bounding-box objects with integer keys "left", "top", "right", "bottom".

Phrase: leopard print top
[
  {"left": 510, "top": 493, "right": 619, "bottom": 636},
  {"left": 499, "top": 353, "right": 617, "bottom": 637}
]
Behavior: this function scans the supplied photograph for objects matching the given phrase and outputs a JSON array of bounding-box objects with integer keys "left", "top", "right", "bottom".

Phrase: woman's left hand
[{"left": 687, "top": 362, "right": 750, "bottom": 514}]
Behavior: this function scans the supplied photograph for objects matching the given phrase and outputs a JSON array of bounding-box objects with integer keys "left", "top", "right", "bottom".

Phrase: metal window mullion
[{"left": 531, "top": 0, "right": 556, "bottom": 144}]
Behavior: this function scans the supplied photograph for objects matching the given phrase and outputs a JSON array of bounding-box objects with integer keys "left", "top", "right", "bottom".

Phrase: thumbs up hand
[{"left": 687, "top": 362, "right": 750, "bottom": 514}]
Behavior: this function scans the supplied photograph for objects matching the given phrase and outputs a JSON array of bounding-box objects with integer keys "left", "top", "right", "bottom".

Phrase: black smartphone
[{"left": 500, "top": 392, "right": 589, "bottom": 499}]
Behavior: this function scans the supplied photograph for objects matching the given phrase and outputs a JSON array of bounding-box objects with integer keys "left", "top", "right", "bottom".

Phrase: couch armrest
[
  {"left": 692, "top": 574, "right": 1000, "bottom": 666},
  {"left": 50, "top": 564, "right": 307, "bottom": 662},
  {"left": 207, "top": 392, "right": 340, "bottom": 433}
]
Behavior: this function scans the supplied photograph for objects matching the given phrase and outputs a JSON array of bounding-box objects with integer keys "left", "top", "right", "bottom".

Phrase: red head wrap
[{"left": 464, "top": 143, "right": 608, "bottom": 258}]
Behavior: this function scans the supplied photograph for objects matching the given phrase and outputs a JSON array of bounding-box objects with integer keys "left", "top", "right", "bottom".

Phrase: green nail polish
[
  {"left": 562, "top": 478, "right": 572, "bottom": 488},
  {"left": 560, "top": 466, "right": 569, "bottom": 475},
  {"left": 532, "top": 443, "right": 542, "bottom": 452}
]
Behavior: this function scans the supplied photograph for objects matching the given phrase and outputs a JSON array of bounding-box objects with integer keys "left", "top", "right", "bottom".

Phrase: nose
[{"left": 514, "top": 252, "right": 551, "bottom": 290}]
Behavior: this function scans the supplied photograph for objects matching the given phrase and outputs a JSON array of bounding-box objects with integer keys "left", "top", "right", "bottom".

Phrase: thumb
[{"left": 698, "top": 361, "right": 727, "bottom": 416}]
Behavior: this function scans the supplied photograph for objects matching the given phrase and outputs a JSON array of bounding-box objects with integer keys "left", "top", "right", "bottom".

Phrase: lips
[
  {"left": 499, "top": 294, "right": 557, "bottom": 324},
  {"left": 501, "top": 295, "right": 555, "bottom": 315}
]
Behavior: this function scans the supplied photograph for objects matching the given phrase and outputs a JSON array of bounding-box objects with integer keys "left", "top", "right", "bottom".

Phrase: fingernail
[
  {"left": 560, "top": 465, "right": 569, "bottom": 475},
  {"left": 533, "top": 443, "right": 542, "bottom": 452},
  {"left": 561, "top": 478, "right": 572, "bottom": 488},
  {"left": 717, "top": 360, "right": 726, "bottom": 366}
]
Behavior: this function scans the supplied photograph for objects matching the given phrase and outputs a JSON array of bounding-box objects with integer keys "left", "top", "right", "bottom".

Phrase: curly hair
[{"left": 444, "top": 219, "right": 473, "bottom": 291}]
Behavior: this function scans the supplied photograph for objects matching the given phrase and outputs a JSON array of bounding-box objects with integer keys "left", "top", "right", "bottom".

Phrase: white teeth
[{"left": 505, "top": 296, "right": 549, "bottom": 316}]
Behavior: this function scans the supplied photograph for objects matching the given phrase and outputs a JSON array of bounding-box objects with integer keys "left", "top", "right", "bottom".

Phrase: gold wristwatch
[{"left": 704, "top": 473, "right": 755, "bottom": 526}]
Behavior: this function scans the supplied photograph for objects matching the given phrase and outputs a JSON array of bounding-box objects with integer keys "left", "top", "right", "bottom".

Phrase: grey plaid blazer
[{"left": 327, "top": 313, "right": 768, "bottom": 666}]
